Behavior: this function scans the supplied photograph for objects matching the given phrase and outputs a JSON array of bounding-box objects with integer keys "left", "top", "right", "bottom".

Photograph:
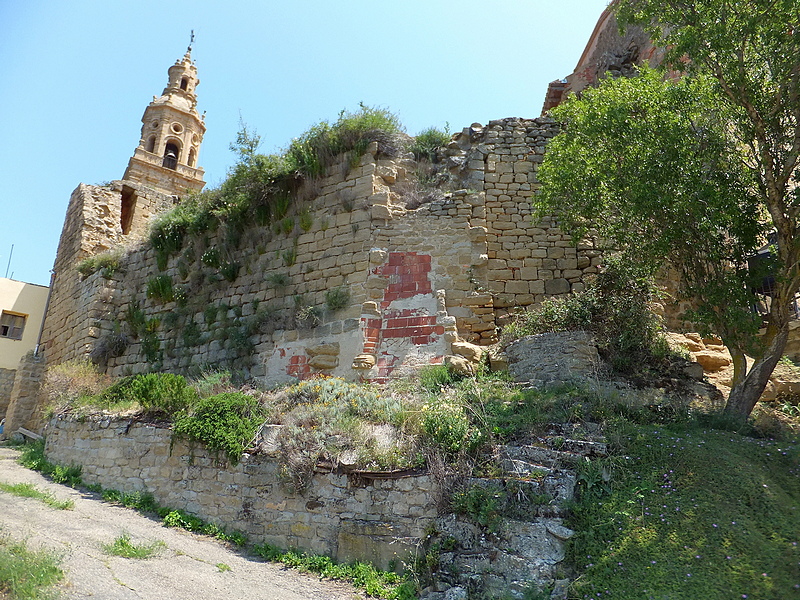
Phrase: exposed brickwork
[
  {"left": 377, "top": 251, "right": 433, "bottom": 303},
  {"left": 286, "top": 354, "right": 311, "bottom": 380}
]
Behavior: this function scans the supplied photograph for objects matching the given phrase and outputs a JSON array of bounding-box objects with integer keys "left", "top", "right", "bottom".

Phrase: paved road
[{"left": 0, "top": 447, "right": 363, "bottom": 600}]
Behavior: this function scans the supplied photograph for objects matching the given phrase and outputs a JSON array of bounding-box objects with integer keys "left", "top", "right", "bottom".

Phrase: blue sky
[{"left": 0, "top": 0, "right": 609, "bottom": 286}]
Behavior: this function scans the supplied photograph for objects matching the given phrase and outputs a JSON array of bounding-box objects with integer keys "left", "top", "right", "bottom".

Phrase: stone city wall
[
  {"left": 42, "top": 182, "right": 174, "bottom": 367},
  {"left": 42, "top": 117, "right": 602, "bottom": 385},
  {"left": 45, "top": 416, "right": 437, "bottom": 569},
  {"left": 2, "top": 351, "right": 46, "bottom": 435},
  {"left": 0, "top": 367, "right": 16, "bottom": 419}
]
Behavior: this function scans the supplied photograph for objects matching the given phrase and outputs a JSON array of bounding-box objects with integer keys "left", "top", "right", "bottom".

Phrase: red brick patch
[
  {"left": 286, "top": 354, "right": 311, "bottom": 380},
  {"left": 357, "top": 251, "right": 445, "bottom": 380}
]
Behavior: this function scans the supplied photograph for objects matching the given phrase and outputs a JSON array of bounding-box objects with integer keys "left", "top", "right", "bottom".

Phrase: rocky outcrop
[{"left": 667, "top": 332, "right": 800, "bottom": 402}]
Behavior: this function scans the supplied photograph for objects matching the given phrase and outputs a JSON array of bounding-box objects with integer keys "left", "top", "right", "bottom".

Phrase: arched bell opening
[{"left": 162, "top": 141, "right": 180, "bottom": 170}]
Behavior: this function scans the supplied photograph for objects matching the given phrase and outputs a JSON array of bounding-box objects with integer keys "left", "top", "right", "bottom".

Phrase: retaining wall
[{"left": 45, "top": 416, "right": 438, "bottom": 569}]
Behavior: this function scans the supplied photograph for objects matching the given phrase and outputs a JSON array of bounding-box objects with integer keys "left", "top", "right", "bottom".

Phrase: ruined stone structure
[
  {"left": 3, "top": 351, "right": 46, "bottom": 435},
  {"left": 44, "top": 413, "right": 582, "bottom": 595},
  {"left": 39, "top": 9, "right": 685, "bottom": 403},
  {"left": 542, "top": 5, "right": 663, "bottom": 114},
  {"left": 41, "top": 116, "right": 601, "bottom": 387}
]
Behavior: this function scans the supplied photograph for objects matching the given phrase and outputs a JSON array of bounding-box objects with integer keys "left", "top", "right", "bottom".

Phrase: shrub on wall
[
  {"left": 324, "top": 285, "right": 350, "bottom": 311},
  {"left": 408, "top": 126, "right": 451, "bottom": 163},
  {"left": 173, "top": 392, "right": 267, "bottom": 465},
  {"left": 502, "top": 257, "right": 671, "bottom": 374},
  {"left": 101, "top": 373, "right": 198, "bottom": 416}
]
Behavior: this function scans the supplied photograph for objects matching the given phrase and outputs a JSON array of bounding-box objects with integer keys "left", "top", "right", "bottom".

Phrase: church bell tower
[{"left": 123, "top": 40, "right": 206, "bottom": 196}]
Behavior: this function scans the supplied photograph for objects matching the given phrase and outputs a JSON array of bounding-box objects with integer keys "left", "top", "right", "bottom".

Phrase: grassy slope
[{"left": 568, "top": 425, "right": 800, "bottom": 600}]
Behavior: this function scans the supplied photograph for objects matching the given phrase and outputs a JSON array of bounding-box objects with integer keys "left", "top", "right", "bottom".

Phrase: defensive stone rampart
[{"left": 42, "top": 118, "right": 601, "bottom": 385}]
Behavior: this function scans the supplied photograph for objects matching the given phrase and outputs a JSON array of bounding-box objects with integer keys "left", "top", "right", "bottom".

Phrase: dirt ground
[{"left": 0, "top": 446, "right": 364, "bottom": 600}]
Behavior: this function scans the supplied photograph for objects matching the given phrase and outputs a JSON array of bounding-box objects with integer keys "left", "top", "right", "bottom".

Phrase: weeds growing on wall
[
  {"left": 408, "top": 126, "right": 450, "bottom": 162},
  {"left": 270, "top": 377, "right": 417, "bottom": 492},
  {"left": 324, "top": 285, "right": 350, "bottom": 311},
  {"left": 42, "top": 360, "right": 113, "bottom": 416},
  {"left": 97, "top": 373, "right": 199, "bottom": 417},
  {"left": 76, "top": 249, "right": 123, "bottom": 279},
  {"left": 501, "top": 256, "right": 673, "bottom": 375},
  {"left": 148, "top": 104, "right": 405, "bottom": 272},
  {"left": 146, "top": 275, "right": 174, "bottom": 303}
]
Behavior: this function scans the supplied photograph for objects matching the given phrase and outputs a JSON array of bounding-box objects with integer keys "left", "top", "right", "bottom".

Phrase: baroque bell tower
[{"left": 123, "top": 38, "right": 206, "bottom": 196}]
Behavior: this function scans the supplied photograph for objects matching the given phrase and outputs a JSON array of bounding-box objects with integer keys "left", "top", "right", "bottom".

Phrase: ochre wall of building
[{"left": 0, "top": 277, "right": 49, "bottom": 371}]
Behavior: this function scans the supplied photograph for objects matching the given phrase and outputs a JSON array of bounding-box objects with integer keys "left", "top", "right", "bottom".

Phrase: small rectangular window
[{"left": 0, "top": 311, "right": 26, "bottom": 340}]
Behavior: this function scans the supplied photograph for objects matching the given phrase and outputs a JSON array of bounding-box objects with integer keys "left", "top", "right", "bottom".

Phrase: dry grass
[{"left": 42, "top": 360, "right": 113, "bottom": 416}]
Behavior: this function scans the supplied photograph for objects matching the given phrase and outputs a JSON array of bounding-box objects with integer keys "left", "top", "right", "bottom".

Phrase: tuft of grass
[
  {"left": 17, "top": 441, "right": 83, "bottom": 488},
  {"left": 76, "top": 249, "right": 122, "bottom": 279},
  {"left": 161, "top": 509, "right": 247, "bottom": 546},
  {"left": 0, "top": 481, "right": 74, "bottom": 510},
  {"left": 102, "top": 534, "right": 164, "bottom": 559},
  {"left": 216, "top": 562, "right": 231, "bottom": 572},
  {"left": 146, "top": 275, "right": 174, "bottom": 303},
  {"left": 266, "top": 272, "right": 290, "bottom": 288},
  {"left": 252, "top": 543, "right": 417, "bottom": 600},
  {"left": 298, "top": 209, "right": 313, "bottom": 232},
  {"left": 0, "top": 534, "right": 64, "bottom": 600},
  {"left": 100, "top": 488, "right": 159, "bottom": 513},
  {"left": 324, "top": 285, "right": 350, "bottom": 311}
]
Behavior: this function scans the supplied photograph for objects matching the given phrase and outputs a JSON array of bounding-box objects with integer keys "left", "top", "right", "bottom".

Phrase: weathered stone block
[{"left": 544, "top": 278, "right": 571, "bottom": 295}]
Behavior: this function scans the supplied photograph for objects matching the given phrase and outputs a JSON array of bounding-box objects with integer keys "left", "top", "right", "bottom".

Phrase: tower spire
[{"left": 122, "top": 46, "right": 206, "bottom": 196}]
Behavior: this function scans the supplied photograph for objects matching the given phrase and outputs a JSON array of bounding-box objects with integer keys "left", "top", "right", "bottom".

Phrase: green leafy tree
[{"left": 536, "top": 0, "right": 800, "bottom": 419}]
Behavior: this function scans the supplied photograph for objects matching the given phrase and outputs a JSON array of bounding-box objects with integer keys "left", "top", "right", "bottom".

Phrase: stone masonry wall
[
  {"left": 42, "top": 182, "right": 173, "bottom": 367},
  {"left": 45, "top": 416, "right": 437, "bottom": 570},
  {"left": 0, "top": 367, "right": 16, "bottom": 419},
  {"left": 445, "top": 118, "right": 602, "bottom": 330},
  {"left": 3, "top": 351, "right": 46, "bottom": 435},
  {"left": 43, "top": 117, "right": 602, "bottom": 386}
]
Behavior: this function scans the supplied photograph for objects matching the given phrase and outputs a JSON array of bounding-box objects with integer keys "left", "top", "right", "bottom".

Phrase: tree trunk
[{"left": 724, "top": 322, "right": 789, "bottom": 419}]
